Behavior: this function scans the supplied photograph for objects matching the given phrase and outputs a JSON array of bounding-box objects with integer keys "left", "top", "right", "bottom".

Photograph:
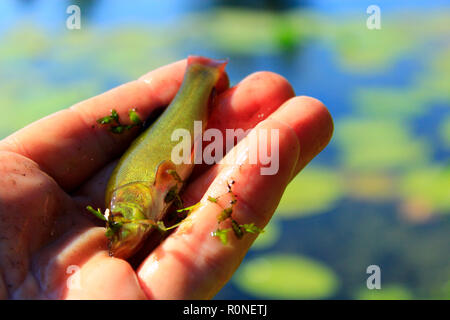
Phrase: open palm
[{"left": 0, "top": 59, "right": 333, "bottom": 299}]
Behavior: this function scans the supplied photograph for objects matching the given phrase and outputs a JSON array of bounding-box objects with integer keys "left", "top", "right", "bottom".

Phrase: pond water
[{"left": 1, "top": 0, "right": 449, "bottom": 299}]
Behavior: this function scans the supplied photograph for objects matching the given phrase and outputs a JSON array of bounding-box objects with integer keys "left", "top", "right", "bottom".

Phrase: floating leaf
[
  {"left": 276, "top": 166, "right": 343, "bottom": 218},
  {"left": 251, "top": 219, "right": 281, "bottom": 250},
  {"left": 335, "top": 119, "right": 431, "bottom": 172},
  {"left": 355, "top": 284, "right": 413, "bottom": 300},
  {"left": 322, "top": 19, "right": 415, "bottom": 74},
  {"left": 183, "top": 9, "right": 306, "bottom": 55},
  {"left": 440, "top": 115, "right": 450, "bottom": 149},
  {"left": 344, "top": 172, "right": 396, "bottom": 201},
  {"left": 399, "top": 166, "right": 450, "bottom": 214},
  {"left": 352, "top": 87, "right": 429, "bottom": 120},
  {"left": 234, "top": 254, "right": 339, "bottom": 299}
]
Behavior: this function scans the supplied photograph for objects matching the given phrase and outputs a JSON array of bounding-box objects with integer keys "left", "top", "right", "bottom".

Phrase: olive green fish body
[{"left": 105, "top": 56, "right": 227, "bottom": 258}]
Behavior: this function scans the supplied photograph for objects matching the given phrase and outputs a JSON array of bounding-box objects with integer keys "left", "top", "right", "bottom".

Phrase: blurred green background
[{"left": 1, "top": 0, "right": 449, "bottom": 299}]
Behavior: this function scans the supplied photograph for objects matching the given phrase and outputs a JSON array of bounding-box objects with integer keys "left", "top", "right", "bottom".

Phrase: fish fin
[
  {"left": 153, "top": 160, "right": 184, "bottom": 207},
  {"left": 154, "top": 160, "right": 180, "bottom": 187},
  {"left": 187, "top": 56, "right": 228, "bottom": 77}
]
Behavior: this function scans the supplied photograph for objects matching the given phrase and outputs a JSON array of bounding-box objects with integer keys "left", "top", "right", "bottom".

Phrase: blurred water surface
[{"left": 1, "top": 0, "right": 449, "bottom": 299}]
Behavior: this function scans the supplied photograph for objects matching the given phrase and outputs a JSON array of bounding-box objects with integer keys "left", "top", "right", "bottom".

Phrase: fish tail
[{"left": 187, "top": 55, "right": 228, "bottom": 76}]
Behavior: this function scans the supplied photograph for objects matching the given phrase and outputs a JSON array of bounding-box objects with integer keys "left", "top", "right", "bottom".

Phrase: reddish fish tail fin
[
  {"left": 187, "top": 55, "right": 228, "bottom": 82},
  {"left": 187, "top": 56, "right": 228, "bottom": 90},
  {"left": 186, "top": 56, "right": 228, "bottom": 115}
]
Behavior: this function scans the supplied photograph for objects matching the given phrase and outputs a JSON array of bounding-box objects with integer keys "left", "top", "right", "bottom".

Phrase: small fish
[{"left": 104, "top": 56, "right": 227, "bottom": 258}]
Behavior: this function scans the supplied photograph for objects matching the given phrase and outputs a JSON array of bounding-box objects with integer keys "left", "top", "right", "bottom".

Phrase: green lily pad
[
  {"left": 0, "top": 81, "right": 100, "bottom": 138},
  {"left": 400, "top": 166, "right": 450, "bottom": 213},
  {"left": 355, "top": 284, "right": 413, "bottom": 300},
  {"left": 0, "top": 23, "right": 50, "bottom": 61},
  {"left": 183, "top": 8, "right": 306, "bottom": 55},
  {"left": 250, "top": 218, "right": 281, "bottom": 250},
  {"left": 418, "top": 46, "right": 450, "bottom": 102},
  {"left": 93, "top": 28, "right": 177, "bottom": 79},
  {"left": 322, "top": 19, "right": 415, "bottom": 74},
  {"left": 350, "top": 46, "right": 450, "bottom": 121},
  {"left": 432, "top": 278, "right": 450, "bottom": 299},
  {"left": 234, "top": 254, "right": 339, "bottom": 299},
  {"left": 335, "top": 119, "right": 431, "bottom": 172},
  {"left": 440, "top": 116, "right": 450, "bottom": 149},
  {"left": 276, "top": 166, "right": 343, "bottom": 218},
  {"left": 344, "top": 172, "right": 397, "bottom": 201},
  {"left": 352, "top": 87, "right": 430, "bottom": 119}
]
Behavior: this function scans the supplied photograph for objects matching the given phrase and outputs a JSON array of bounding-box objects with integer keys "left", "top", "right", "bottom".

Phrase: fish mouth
[{"left": 107, "top": 221, "right": 151, "bottom": 259}]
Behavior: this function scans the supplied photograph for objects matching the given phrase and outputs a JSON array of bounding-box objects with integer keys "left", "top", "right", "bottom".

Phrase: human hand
[{"left": 0, "top": 59, "right": 333, "bottom": 299}]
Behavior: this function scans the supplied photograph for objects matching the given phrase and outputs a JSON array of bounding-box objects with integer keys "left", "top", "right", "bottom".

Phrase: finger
[
  {"left": 63, "top": 252, "right": 147, "bottom": 299},
  {"left": 137, "top": 98, "right": 333, "bottom": 299},
  {"left": 32, "top": 227, "right": 146, "bottom": 299},
  {"left": 137, "top": 118, "right": 299, "bottom": 299},
  {"left": 75, "top": 71, "right": 295, "bottom": 207},
  {"left": 192, "top": 71, "right": 295, "bottom": 176},
  {"left": 0, "top": 151, "right": 71, "bottom": 297},
  {"left": 209, "top": 71, "right": 295, "bottom": 132},
  {"left": 0, "top": 59, "right": 229, "bottom": 191},
  {"left": 273, "top": 96, "right": 334, "bottom": 175},
  {"left": 182, "top": 96, "right": 334, "bottom": 206}
]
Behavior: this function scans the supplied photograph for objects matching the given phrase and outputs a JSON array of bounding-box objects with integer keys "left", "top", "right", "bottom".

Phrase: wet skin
[
  {"left": 0, "top": 59, "right": 333, "bottom": 299},
  {"left": 105, "top": 57, "right": 227, "bottom": 259}
]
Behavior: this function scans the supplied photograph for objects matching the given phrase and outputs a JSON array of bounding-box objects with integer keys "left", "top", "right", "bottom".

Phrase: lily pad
[
  {"left": 352, "top": 87, "right": 429, "bottom": 120},
  {"left": 322, "top": 19, "right": 415, "bottom": 74},
  {"left": 183, "top": 8, "right": 306, "bottom": 55},
  {"left": 344, "top": 172, "right": 396, "bottom": 201},
  {"left": 355, "top": 284, "right": 413, "bottom": 300},
  {"left": 250, "top": 218, "right": 281, "bottom": 250},
  {"left": 440, "top": 116, "right": 450, "bottom": 149},
  {"left": 335, "top": 119, "right": 430, "bottom": 172},
  {"left": 418, "top": 46, "right": 450, "bottom": 102},
  {"left": 433, "top": 278, "right": 450, "bottom": 299},
  {"left": 276, "top": 166, "right": 343, "bottom": 218},
  {"left": 0, "top": 23, "right": 50, "bottom": 61},
  {"left": 0, "top": 81, "right": 100, "bottom": 138},
  {"left": 399, "top": 166, "right": 450, "bottom": 214},
  {"left": 234, "top": 253, "right": 339, "bottom": 299}
]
